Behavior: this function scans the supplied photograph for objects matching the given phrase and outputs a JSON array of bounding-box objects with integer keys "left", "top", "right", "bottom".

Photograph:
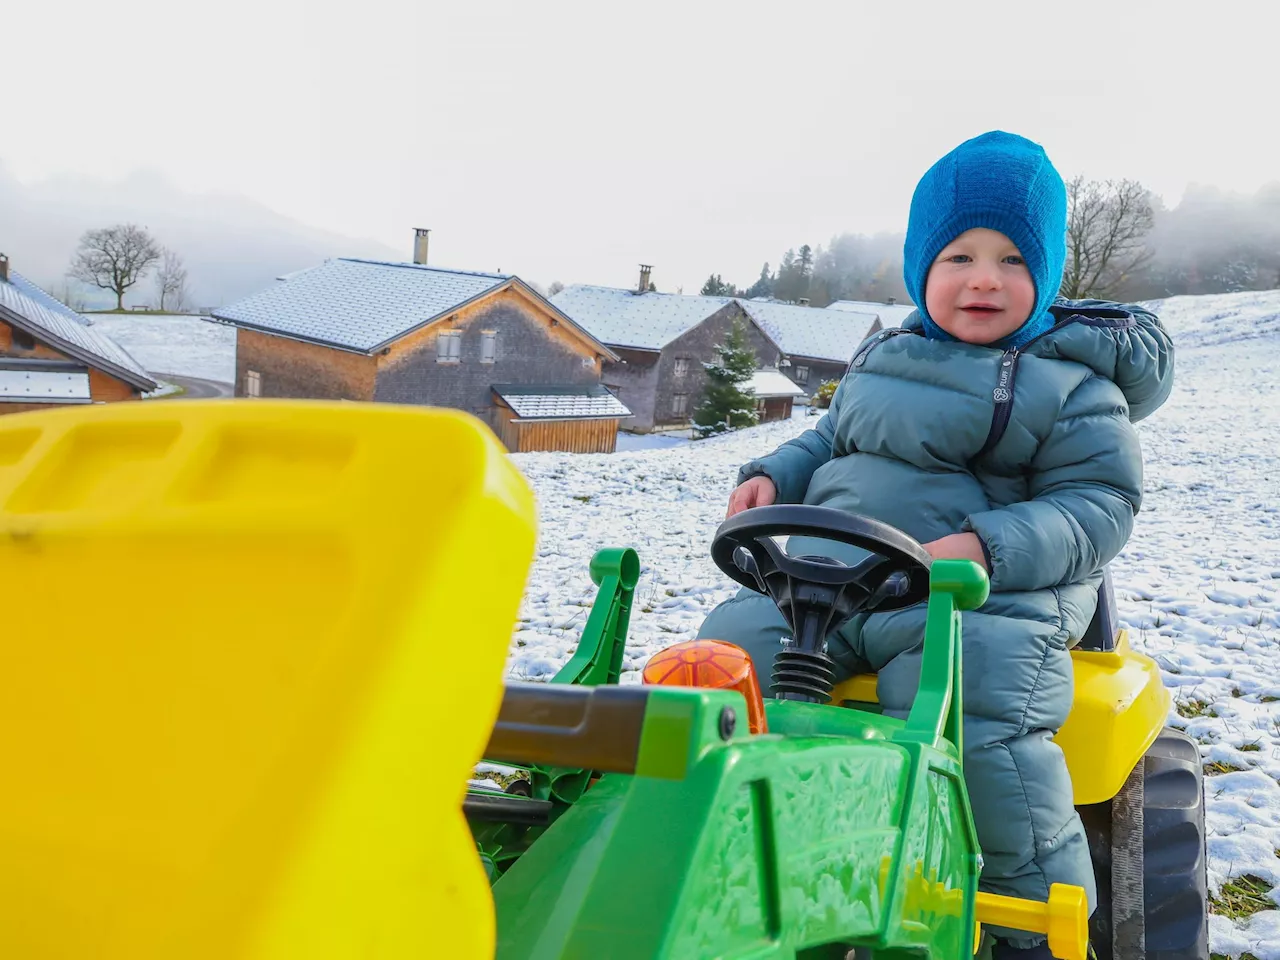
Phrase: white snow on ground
[
  {"left": 82, "top": 313, "right": 236, "bottom": 383},
  {"left": 507, "top": 289, "right": 1280, "bottom": 959}
]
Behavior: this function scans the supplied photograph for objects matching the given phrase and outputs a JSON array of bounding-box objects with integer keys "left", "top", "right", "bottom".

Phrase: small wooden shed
[
  {"left": 490, "top": 384, "right": 631, "bottom": 454},
  {"left": 745, "top": 368, "right": 805, "bottom": 423}
]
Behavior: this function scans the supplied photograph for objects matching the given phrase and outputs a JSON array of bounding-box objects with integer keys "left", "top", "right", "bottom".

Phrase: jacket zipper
[
  {"left": 973, "top": 316, "right": 1082, "bottom": 459},
  {"left": 975, "top": 348, "right": 1021, "bottom": 458}
]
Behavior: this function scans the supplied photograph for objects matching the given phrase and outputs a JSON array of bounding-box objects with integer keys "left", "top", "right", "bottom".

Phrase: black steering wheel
[{"left": 709, "top": 504, "right": 932, "bottom": 702}]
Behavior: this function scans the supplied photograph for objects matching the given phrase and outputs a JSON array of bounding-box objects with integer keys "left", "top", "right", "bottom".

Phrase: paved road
[{"left": 154, "top": 374, "right": 235, "bottom": 399}]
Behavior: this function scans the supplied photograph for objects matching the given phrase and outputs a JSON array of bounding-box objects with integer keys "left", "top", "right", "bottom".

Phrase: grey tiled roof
[
  {"left": 551, "top": 285, "right": 731, "bottom": 352},
  {"left": 827, "top": 299, "right": 918, "bottom": 327},
  {"left": 738, "top": 300, "right": 881, "bottom": 364},
  {"left": 213, "top": 258, "right": 511, "bottom": 352},
  {"left": 0, "top": 270, "right": 155, "bottom": 390},
  {"left": 492, "top": 383, "right": 632, "bottom": 420},
  {"left": 7, "top": 272, "right": 90, "bottom": 326}
]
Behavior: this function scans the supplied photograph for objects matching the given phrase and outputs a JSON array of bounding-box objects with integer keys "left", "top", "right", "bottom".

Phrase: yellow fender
[
  {"left": 1054, "top": 630, "right": 1169, "bottom": 804},
  {"left": 0, "top": 401, "right": 535, "bottom": 959}
]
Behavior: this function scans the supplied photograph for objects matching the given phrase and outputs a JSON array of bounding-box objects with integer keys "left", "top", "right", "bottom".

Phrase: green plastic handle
[{"left": 895, "top": 559, "right": 989, "bottom": 752}]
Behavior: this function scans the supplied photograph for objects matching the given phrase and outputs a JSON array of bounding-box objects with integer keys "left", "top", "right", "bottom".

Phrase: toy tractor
[
  {"left": 0, "top": 400, "right": 1206, "bottom": 960},
  {"left": 467, "top": 507, "right": 1209, "bottom": 960}
]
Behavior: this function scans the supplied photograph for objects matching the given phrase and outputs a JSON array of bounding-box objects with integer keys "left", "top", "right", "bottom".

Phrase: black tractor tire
[{"left": 1077, "top": 727, "right": 1209, "bottom": 960}]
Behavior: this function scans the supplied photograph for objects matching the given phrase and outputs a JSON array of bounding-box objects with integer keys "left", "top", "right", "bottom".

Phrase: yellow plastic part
[
  {"left": 830, "top": 671, "right": 879, "bottom": 705},
  {"left": 975, "top": 884, "right": 1088, "bottom": 960},
  {"left": 1055, "top": 630, "right": 1170, "bottom": 804},
  {"left": 831, "top": 629, "right": 1169, "bottom": 805},
  {"left": 0, "top": 400, "right": 536, "bottom": 959}
]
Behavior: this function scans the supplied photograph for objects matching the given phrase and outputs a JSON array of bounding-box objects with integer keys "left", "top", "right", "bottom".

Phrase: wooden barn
[
  {"left": 491, "top": 384, "right": 630, "bottom": 453},
  {"left": 0, "top": 254, "right": 156, "bottom": 414},
  {"left": 212, "top": 237, "right": 630, "bottom": 454},
  {"left": 550, "top": 275, "right": 783, "bottom": 433}
]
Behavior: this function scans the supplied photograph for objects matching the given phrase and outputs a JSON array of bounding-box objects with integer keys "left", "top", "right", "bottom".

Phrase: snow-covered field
[
  {"left": 82, "top": 313, "right": 236, "bottom": 383},
  {"left": 508, "top": 289, "right": 1280, "bottom": 959}
]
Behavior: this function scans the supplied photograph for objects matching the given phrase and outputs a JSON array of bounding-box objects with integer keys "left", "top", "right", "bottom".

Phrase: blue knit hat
[{"left": 903, "top": 131, "right": 1067, "bottom": 349}]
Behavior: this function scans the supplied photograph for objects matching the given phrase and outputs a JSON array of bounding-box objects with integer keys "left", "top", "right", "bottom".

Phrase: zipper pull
[{"left": 852, "top": 331, "right": 891, "bottom": 368}]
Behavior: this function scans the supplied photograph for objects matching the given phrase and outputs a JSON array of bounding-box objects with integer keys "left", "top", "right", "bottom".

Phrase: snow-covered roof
[
  {"left": 214, "top": 258, "right": 510, "bottom": 352},
  {"left": 745, "top": 368, "right": 804, "bottom": 399},
  {"left": 0, "top": 269, "right": 156, "bottom": 391},
  {"left": 492, "top": 383, "right": 632, "bottom": 420},
  {"left": 738, "top": 300, "right": 880, "bottom": 364},
  {"left": 827, "top": 299, "right": 918, "bottom": 327},
  {"left": 550, "top": 285, "right": 732, "bottom": 352},
  {"left": 214, "top": 258, "right": 617, "bottom": 359}
]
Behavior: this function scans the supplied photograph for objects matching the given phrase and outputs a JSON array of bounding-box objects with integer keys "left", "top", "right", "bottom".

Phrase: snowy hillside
[
  {"left": 507, "top": 289, "right": 1280, "bottom": 959},
  {"left": 83, "top": 313, "right": 236, "bottom": 383}
]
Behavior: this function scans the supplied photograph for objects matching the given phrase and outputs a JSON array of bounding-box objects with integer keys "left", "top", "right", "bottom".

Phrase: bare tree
[
  {"left": 68, "top": 224, "right": 162, "bottom": 311},
  {"left": 547, "top": 280, "right": 565, "bottom": 297},
  {"left": 1060, "top": 177, "right": 1156, "bottom": 299},
  {"left": 155, "top": 248, "right": 189, "bottom": 313}
]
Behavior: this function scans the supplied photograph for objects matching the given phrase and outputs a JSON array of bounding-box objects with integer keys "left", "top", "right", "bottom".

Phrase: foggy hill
[{"left": 0, "top": 163, "right": 401, "bottom": 311}]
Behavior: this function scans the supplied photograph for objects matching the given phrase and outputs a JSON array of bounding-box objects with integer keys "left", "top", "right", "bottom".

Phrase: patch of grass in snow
[
  {"left": 1177, "top": 698, "right": 1217, "bottom": 719},
  {"left": 1240, "top": 742, "right": 1262, "bottom": 752},
  {"left": 1210, "top": 874, "right": 1274, "bottom": 921},
  {"left": 1262, "top": 695, "right": 1280, "bottom": 703},
  {"left": 1205, "top": 760, "right": 1248, "bottom": 775},
  {"left": 1232, "top": 685, "right": 1244, "bottom": 697}
]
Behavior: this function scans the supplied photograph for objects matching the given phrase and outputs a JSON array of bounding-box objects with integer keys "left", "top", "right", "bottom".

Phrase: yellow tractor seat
[
  {"left": 0, "top": 400, "right": 535, "bottom": 959},
  {"left": 830, "top": 570, "right": 1170, "bottom": 805}
]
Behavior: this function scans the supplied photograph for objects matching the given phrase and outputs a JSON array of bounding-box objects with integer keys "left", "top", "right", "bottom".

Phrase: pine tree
[
  {"left": 798, "top": 244, "right": 814, "bottom": 278},
  {"left": 700, "top": 274, "right": 742, "bottom": 297},
  {"left": 692, "top": 316, "right": 759, "bottom": 438},
  {"left": 744, "top": 263, "right": 773, "bottom": 299}
]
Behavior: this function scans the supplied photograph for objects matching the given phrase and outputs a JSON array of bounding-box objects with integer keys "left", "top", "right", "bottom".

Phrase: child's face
[{"left": 924, "top": 228, "right": 1036, "bottom": 345}]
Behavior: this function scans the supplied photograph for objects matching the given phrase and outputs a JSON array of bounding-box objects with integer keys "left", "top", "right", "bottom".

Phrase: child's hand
[
  {"left": 726, "top": 476, "right": 777, "bottom": 519},
  {"left": 922, "top": 532, "right": 990, "bottom": 573}
]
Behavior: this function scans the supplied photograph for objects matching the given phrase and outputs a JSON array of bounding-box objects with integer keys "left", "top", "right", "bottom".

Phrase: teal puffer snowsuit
[{"left": 696, "top": 298, "right": 1173, "bottom": 941}]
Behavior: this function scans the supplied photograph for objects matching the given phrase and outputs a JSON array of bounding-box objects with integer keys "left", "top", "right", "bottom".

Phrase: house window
[
  {"left": 673, "top": 357, "right": 691, "bottom": 377},
  {"left": 671, "top": 393, "right": 688, "bottom": 416},
  {"left": 481, "top": 331, "right": 496, "bottom": 363},
  {"left": 245, "top": 370, "right": 262, "bottom": 397},
  {"left": 11, "top": 328, "right": 36, "bottom": 351},
  {"left": 794, "top": 365, "right": 809, "bottom": 384},
  {"left": 437, "top": 331, "right": 462, "bottom": 363}
]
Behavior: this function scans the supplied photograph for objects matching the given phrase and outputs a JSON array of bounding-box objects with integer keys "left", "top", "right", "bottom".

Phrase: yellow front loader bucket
[{"left": 0, "top": 400, "right": 535, "bottom": 959}]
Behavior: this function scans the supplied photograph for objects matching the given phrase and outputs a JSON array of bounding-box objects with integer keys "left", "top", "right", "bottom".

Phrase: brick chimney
[
  {"left": 637, "top": 264, "right": 652, "bottom": 294},
  {"left": 413, "top": 228, "right": 430, "bottom": 265},
  {"left": 0, "top": 253, "right": 9, "bottom": 282}
]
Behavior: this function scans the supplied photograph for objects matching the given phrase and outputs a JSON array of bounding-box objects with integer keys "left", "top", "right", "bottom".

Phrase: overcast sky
[{"left": 6, "top": 1, "right": 1278, "bottom": 293}]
